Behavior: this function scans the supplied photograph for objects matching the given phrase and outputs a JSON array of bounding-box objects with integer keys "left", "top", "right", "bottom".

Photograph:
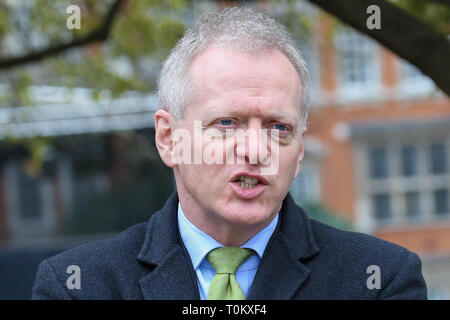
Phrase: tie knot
[{"left": 206, "top": 247, "right": 255, "bottom": 274}]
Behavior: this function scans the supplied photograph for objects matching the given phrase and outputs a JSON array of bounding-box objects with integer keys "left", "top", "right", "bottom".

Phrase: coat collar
[
  {"left": 247, "top": 192, "right": 320, "bottom": 299},
  {"left": 137, "top": 192, "right": 320, "bottom": 300},
  {"left": 137, "top": 192, "right": 200, "bottom": 299}
]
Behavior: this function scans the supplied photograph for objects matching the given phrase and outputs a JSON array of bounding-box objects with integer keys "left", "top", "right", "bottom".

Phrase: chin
[{"left": 219, "top": 204, "right": 273, "bottom": 227}]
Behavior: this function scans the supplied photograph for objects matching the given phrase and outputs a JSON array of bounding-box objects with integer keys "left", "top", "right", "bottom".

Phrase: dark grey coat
[{"left": 32, "top": 192, "right": 427, "bottom": 299}]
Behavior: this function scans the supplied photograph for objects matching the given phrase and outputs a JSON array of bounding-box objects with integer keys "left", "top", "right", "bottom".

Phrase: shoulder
[
  {"left": 308, "top": 216, "right": 416, "bottom": 271},
  {"left": 49, "top": 222, "right": 147, "bottom": 266},
  {"left": 310, "top": 218, "right": 409, "bottom": 258},
  {"left": 306, "top": 217, "right": 427, "bottom": 299},
  {"left": 32, "top": 222, "right": 149, "bottom": 299}
]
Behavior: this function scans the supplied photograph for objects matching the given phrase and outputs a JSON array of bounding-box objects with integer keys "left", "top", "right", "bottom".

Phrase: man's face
[{"left": 172, "top": 46, "right": 305, "bottom": 233}]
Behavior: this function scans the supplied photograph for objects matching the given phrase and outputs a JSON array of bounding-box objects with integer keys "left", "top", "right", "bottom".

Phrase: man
[{"left": 32, "top": 7, "right": 427, "bottom": 300}]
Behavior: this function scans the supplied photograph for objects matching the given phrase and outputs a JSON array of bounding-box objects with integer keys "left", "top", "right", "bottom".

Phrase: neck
[
  {"left": 177, "top": 195, "right": 277, "bottom": 247},
  {"left": 200, "top": 220, "right": 265, "bottom": 247},
  {"left": 187, "top": 213, "right": 273, "bottom": 247}
]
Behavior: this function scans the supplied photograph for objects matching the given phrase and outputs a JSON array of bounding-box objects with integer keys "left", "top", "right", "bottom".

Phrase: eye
[
  {"left": 212, "top": 118, "right": 239, "bottom": 131},
  {"left": 271, "top": 123, "right": 289, "bottom": 131},
  {"left": 219, "top": 119, "right": 234, "bottom": 126}
]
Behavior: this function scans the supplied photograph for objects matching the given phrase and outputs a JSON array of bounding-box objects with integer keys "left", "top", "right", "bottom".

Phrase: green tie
[{"left": 206, "top": 247, "right": 255, "bottom": 300}]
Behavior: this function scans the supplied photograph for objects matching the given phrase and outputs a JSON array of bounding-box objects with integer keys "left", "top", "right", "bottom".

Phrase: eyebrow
[{"left": 203, "top": 105, "right": 299, "bottom": 125}]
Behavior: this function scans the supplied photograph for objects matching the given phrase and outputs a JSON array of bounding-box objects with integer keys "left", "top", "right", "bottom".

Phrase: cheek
[
  {"left": 180, "top": 163, "right": 227, "bottom": 191},
  {"left": 279, "top": 147, "right": 302, "bottom": 180}
]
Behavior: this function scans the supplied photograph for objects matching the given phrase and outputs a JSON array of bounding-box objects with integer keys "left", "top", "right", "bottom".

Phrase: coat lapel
[
  {"left": 247, "top": 193, "right": 320, "bottom": 300},
  {"left": 136, "top": 192, "right": 319, "bottom": 300},
  {"left": 137, "top": 192, "right": 200, "bottom": 300},
  {"left": 138, "top": 245, "right": 199, "bottom": 300}
]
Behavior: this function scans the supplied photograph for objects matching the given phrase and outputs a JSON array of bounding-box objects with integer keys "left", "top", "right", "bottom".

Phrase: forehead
[{"left": 188, "top": 46, "right": 301, "bottom": 115}]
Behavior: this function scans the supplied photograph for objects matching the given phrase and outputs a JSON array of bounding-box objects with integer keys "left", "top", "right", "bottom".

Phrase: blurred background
[{"left": 0, "top": 0, "right": 449, "bottom": 299}]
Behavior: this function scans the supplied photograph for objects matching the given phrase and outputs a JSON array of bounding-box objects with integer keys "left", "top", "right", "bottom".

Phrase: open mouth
[
  {"left": 230, "top": 173, "right": 267, "bottom": 200},
  {"left": 232, "top": 173, "right": 268, "bottom": 189},
  {"left": 235, "top": 175, "right": 260, "bottom": 189}
]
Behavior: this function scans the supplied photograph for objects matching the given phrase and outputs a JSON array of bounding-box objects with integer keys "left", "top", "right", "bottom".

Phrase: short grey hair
[{"left": 157, "top": 6, "right": 311, "bottom": 126}]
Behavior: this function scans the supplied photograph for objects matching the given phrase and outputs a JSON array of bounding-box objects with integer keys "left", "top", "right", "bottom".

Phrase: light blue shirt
[{"left": 177, "top": 202, "right": 279, "bottom": 299}]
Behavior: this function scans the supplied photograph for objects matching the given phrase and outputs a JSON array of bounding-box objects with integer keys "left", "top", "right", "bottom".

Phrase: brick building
[{"left": 287, "top": 7, "right": 450, "bottom": 299}]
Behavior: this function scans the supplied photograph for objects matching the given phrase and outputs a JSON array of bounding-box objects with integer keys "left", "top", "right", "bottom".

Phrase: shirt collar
[{"left": 177, "top": 202, "right": 279, "bottom": 270}]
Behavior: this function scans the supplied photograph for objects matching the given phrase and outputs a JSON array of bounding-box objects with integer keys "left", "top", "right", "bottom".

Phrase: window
[
  {"left": 337, "top": 29, "right": 377, "bottom": 87},
  {"left": 290, "top": 164, "right": 320, "bottom": 202},
  {"left": 296, "top": 39, "right": 320, "bottom": 96},
  {"left": 372, "top": 194, "right": 391, "bottom": 220},
  {"left": 361, "top": 138, "right": 450, "bottom": 228},
  {"left": 401, "top": 62, "right": 426, "bottom": 83},
  {"left": 405, "top": 191, "right": 421, "bottom": 219},
  {"left": 430, "top": 143, "right": 447, "bottom": 175},
  {"left": 369, "top": 146, "right": 388, "bottom": 179},
  {"left": 434, "top": 189, "right": 449, "bottom": 215},
  {"left": 401, "top": 145, "right": 417, "bottom": 177}
]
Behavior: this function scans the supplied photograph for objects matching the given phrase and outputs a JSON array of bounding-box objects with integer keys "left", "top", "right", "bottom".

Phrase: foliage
[
  {"left": 0, "top": 0, "right": 448, "bottom": 108},
  {"left": 0, "top": 0, "right": 190, "bottom": 106},
  {"left": 0, "top": 0, "right": 191, "bottom": 173},
  {"left": 270, "top": 0, "right": 316, "bottom": 42},
  {"left": 389, "top": 0, "right": 450, "bottom": 35}
]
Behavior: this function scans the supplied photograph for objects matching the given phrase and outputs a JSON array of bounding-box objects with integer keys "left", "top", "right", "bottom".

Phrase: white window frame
[
  {"left": 354, "top": 132, "right": 450, "bottom": 233},
  {"left": 335, "top": 28, "right": 382, "bottom": 103}
]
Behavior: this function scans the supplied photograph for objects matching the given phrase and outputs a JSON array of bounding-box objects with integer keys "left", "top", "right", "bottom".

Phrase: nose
[{"left": 234, "top": 119, "right": 271, "bottom": 165}]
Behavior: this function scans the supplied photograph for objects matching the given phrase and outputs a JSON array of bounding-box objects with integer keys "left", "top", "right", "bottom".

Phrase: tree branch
[
  {"left": 308, "top": 0, "right": 450, "bottom": 96},
  {"left": 0, "top": 0, "right": 125, "bottom": 70}
]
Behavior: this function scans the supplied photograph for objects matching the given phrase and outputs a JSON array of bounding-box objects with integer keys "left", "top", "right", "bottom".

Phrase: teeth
[
  {"left": 236, "top": 175, "right": 259, "bottom": 189},
  {"left": 238, "top": 181, "right": 256, "bottom": 189},
  {"left": 237, "top": 175, "right": 258, "bottom": 184}
]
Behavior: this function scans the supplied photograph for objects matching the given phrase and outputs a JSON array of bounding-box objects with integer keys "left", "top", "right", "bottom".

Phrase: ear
[
  {"left": 155, "top": 109, "right": 176, "bottom": 168},
  {"left": 293, "top": 126, "right": 307, "bottom": 178}
]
